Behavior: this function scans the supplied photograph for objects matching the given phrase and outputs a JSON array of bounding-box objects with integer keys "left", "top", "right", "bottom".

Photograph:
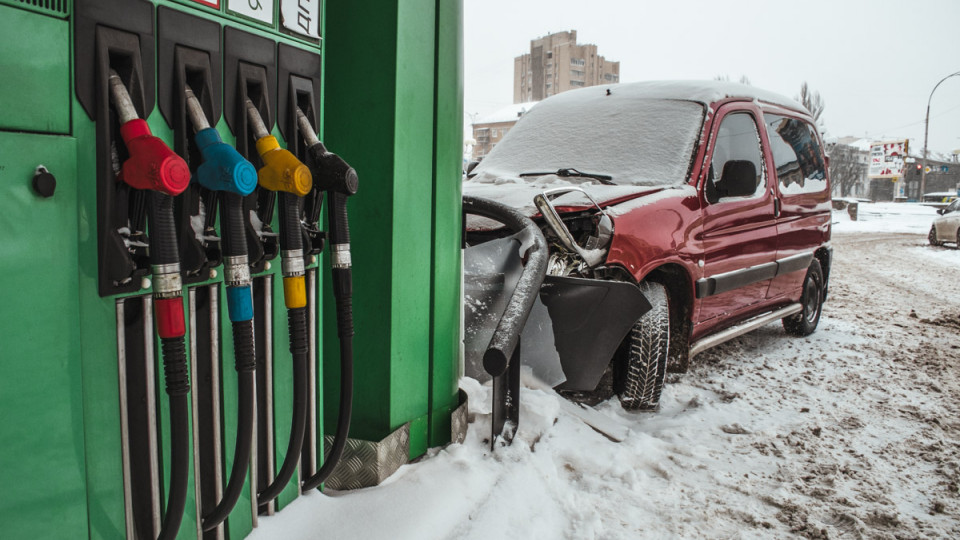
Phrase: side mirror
[
  {"left": 466, "top": 161, "right": 480, "bottom": 175},
  {"left": 714, "top": 160, "right": 758, "bottom": 200},
  {"left": 938, "top": 208, "right": 946, "bottom": 215}
]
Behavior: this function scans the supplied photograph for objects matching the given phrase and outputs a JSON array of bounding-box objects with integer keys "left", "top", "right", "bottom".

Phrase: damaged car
[{"left": 463, "top": 81, "right": 833, "bottom": 411}]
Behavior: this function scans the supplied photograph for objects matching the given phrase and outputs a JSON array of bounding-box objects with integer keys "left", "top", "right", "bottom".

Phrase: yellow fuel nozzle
[{"left": 245, "top": 100, "right": 312, "bottom": 197}]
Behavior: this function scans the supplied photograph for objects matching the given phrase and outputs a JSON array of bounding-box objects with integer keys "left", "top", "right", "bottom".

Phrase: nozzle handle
[
  {"left": 194, "top": 128, "right": 258, "bottom": 196},
  {"left": 118, "top": 120, "right": 191, "bottom": 196}
]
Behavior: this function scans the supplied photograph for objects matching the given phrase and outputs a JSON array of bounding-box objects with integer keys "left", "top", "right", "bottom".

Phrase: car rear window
[
  {"left": 763, "top": 114, "right": 827, "bottom": 195},
  {"left": 472, "top": 97, "right": 705, "bottom": 187}
]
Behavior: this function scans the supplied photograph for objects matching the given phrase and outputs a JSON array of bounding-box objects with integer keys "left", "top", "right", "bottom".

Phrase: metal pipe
[
  {"left": 108, "top": 70, "right": 139, "bottom": 124},
  {"left": 920, "top": 71, "right": 960, "bottom": 199},
  {"left": 184, "top": 87, "right": 211, "bottom": 132},
  {"left": 295, "top": 107, "right": 321, "bottom": 147},
  {"left": 245, "top": 99, "right": 270, "bottom": 140}
]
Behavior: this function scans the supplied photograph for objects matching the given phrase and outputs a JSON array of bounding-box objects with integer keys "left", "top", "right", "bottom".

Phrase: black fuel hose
[
  {"left": 257, "top": 192, "right": 310, "bottom": 504},
  {"left": 201, "top": 192, "right": 256, "bottom": 531},
  {"left": 149, "top": 193, "right": 191, "bottom": 540},
  {"left": 302, "top": 189, "right": 354, "bottom": 491}
]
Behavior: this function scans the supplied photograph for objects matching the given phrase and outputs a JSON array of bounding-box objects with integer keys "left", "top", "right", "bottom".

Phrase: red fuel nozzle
[
  {"left": 108, "top": 71, "right": 189, "bottom": 196},
  {"left": 118, "top": 119, "right": 191, "bottom": 196}
]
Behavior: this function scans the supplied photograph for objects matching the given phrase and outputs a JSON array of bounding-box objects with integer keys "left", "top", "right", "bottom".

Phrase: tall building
[{"left": 513, "top": 30, "right": 620, "bottom": 103}]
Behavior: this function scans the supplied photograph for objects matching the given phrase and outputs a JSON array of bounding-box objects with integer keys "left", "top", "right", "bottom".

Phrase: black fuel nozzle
[
  {"left": 297, "top": 108, "right": 358, "bottom": 199},
  {"left": 297, "top": 106, "right": 357, "bottom": 493}
]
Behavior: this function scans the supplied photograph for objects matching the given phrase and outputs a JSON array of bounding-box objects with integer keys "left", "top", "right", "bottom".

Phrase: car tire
[
  {"left": 615, "top": 281, "right": 669, "bottom": 411},
  {"left": 929, "top": 225, "right": 941, "bottom": 246},
  {"left": 955, "top": 228, "right": 960, "bottom": 248},
  {"left": 782, "top": 260, "right": 824, "bottom": 337}
]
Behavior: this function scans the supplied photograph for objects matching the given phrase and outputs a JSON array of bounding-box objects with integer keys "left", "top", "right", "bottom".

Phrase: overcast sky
[{"left": 464, "top": 0, "right": 960, "bottom": 155}]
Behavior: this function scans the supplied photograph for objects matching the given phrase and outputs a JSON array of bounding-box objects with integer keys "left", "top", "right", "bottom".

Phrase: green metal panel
[
  {"left": 72, "top": 110, "right": 129, "bottom": 539},
  {"left": 0, "top": 0, "right": 71, "bottom": 18},
  {"left": 0, "top": 5, "right": 70, "bottom": 133},
  {"left": 324, "top": 0, "right": 462, "bottom": 458},
  {"left": 0, "top": 131, "right": 88, "bottom": 539},
  {"left": 428, "top": 0, "right": 463, "bottom": 447}
]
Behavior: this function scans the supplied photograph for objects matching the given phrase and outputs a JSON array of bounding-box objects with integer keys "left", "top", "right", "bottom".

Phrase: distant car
[
  {"left": 929, "top": 198, "right": 960, "bottom": 246},
  {"left": 464, "top": 81, "right": 832, "bottom": 410}
]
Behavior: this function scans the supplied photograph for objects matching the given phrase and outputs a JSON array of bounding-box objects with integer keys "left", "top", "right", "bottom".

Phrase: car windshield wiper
[{"left": 519, "top": 168, "right": 615, "bottom": 185}]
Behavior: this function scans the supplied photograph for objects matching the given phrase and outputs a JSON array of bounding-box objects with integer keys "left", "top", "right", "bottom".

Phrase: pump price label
[
  {"left": 228, "top": 0, "right": 275, "bottom": 25},
  {"left": 281, "top": 0, "right": 320, "bottom": 39}
]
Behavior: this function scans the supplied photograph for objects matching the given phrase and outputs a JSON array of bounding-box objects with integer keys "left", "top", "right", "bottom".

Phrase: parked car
[
  {"left": 929, "top": 198, "right": 960, "bottom": 246},
  {"left": 463, "top": 81, "right": 832, "bottom": 410}
]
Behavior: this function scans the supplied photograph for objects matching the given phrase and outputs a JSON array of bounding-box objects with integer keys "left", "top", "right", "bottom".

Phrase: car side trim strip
[
  {"left": 690, "top": 303, "right": 803, "bottom": 357},
  {"left": 696, "top": 251, "right": 815, "bottom": 299}
]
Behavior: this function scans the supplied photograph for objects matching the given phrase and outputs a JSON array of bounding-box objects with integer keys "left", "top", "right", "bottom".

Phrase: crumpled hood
[{"left": 463, "top": 175, "right": 661, "bottom": 227}]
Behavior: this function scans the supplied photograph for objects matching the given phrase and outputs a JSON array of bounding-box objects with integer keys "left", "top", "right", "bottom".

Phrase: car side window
[
  {"left": 706, "top": 113, "right": 766, "bottom": 203},
  {"left": 764, "top": 114, "right": 826, "bottom": 195},
  {"left": 948, "top": 200, "right": 960, "bottom": 213}
]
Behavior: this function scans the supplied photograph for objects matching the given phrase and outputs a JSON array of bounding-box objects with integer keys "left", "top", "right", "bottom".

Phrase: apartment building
[{"left": 513, "top": 30, "right": 620, "bottom": 103}]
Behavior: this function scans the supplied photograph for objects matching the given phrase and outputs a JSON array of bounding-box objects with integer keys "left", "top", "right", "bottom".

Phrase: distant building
[
  {"left": 825, "top": 136, "right": 871, "bottom": 198},
  {"left": 513, "top": 30, "right": 619, "bottom": 104},
  {"left": 471, "top": 102, "right": 537, "bottom": 161}
]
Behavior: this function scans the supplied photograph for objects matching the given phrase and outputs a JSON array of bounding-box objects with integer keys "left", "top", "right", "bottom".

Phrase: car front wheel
[
  {"left": 615, "top": 281, "right": 669, "bottom": 411},
  {"left": 929, "top": 225, "right": 942, "bottom": 246},
  {"left": 783, "top": 260, "right": 824, "bottom": 336}
]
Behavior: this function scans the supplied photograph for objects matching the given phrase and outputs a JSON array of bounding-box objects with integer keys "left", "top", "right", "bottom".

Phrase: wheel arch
[{"left": 641, "top": 263, "right": 695, "bottom": 372}]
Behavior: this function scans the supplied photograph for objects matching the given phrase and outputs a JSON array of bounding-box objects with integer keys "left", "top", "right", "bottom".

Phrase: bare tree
[
  {"left": 796, "top": 82, "right": 825, "bottom": 127},
  {"left": 713, "top": 74, "right": 752, "bottom": 85},
  {"left": 827, "top": 143, "right": 867, "bottom": 198}
]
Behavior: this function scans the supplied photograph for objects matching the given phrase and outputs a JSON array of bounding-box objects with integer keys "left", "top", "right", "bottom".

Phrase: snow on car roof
[{"left": 546, "top": 80, "right": 807, "bottom": 114}]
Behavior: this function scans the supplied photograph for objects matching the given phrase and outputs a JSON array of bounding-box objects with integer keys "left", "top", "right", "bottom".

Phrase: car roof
[{"left": 544, "top": 80, "right": 810, "bottom": 116}]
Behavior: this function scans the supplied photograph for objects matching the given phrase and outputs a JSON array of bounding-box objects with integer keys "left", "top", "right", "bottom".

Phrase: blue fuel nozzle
[{"left": 194, "top": 127, "right": 258, "bottom": 196}]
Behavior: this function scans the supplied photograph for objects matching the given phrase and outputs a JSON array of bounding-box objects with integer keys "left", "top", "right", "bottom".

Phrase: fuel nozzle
[
  {"left": 186, "top": 87, "right": 258, "bottom": 197},
  {"left": 245, "top": 99, "right": 312, "bottom": 197},
  {"left": 109, "top": 68, "right": 191, "bottom": 540},
  {"left": 296, "top": 108, "right": 358, "bottom": 197},
  {"left": 110, "top": 71, "right": 190, "bottom": 197},
  {"left": 184, "top": 86, "right": 257, "bottom": 531},
  {"left": 295, "top": 106, "right": 356, "bottom": 493},
  {"left": 246, "top": 100, "right": 311, "bottom": 506}
]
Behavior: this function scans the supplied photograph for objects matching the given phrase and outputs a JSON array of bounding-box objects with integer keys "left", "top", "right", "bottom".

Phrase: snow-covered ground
[{"left": 251, "top": 205, "right": 960, "bottom": 540}]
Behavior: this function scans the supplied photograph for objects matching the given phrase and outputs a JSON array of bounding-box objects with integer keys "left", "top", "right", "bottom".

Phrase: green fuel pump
[
  {"left": 294, "top": 108, "right": 358, "bottom": 491},
  {"left": 108, "top": 70, "right": 192, "bottom": 540},
  {"left": 243, "top": 100, "right": 314, "bottom": 505},
  {"left": 182, "top": 87, "right": 259, "bottom": 531}
]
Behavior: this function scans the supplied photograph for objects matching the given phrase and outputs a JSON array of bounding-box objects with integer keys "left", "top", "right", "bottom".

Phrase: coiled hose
[
  {"left": 302, "top": 190, "right": 353, "bottom": 491},
  {"left": 257, "top": 192, "right": 309, "bottom": 504},
  {"left": 149, "top": 193, "right": 191, "bottom": 540},
  {"left": 201, "top": 192, "right": 257, "bottom": 530}
]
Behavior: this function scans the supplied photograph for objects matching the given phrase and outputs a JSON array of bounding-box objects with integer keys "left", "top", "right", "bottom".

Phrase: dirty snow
[{"left": 251, "top": 207, "right": 960, "bottom": 540}]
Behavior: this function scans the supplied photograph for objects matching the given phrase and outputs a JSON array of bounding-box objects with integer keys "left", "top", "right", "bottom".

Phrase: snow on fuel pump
[
  {"left": 182, "top": 86, "right": 260, "bottom": 531},
  {"left": 108, "top": 70, "right": 192, "bottom": 540},
  {"left": 243, "top": 99, "right": 314, "bottom": 505},
  {"left": 294, "top": 107, "right": 358, "bottom": 491}
]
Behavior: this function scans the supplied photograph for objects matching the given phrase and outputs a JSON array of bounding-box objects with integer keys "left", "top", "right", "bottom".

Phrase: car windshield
[{"left": 472, "top": 95, "right": 705, "bottom": 187}]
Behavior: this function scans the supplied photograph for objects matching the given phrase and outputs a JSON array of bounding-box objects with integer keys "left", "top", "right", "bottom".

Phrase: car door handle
[{"left": 774, "top": 198, "right": 781, "bottom": 218}]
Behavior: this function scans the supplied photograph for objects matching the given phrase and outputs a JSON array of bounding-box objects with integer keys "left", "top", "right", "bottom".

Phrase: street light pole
[{"left": 920, "top": 71, "right": 960, "bottom": 199}]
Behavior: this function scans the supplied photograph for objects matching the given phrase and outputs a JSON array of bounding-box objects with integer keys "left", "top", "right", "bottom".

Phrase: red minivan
[{"left": 464, "top": 81, "right": 832, "bottom": 410}]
